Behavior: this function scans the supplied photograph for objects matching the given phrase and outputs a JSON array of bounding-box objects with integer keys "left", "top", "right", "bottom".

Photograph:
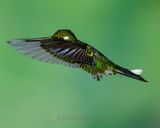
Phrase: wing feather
[
  {"left": 8, "top": 38, "right": 79, "bottom": 68},
  {"left": 41, "top": 41, "right": 96, "bottom": 65},
  {"left": 8, "top": 37, "right": 96, "bottom": 68}
]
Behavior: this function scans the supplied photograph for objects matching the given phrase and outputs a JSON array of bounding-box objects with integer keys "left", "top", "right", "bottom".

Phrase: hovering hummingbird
[{"left": 8, "top": 29, "right": 147, "bottom": 82}]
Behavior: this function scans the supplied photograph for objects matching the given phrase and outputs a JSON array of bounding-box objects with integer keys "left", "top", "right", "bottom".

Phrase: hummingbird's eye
[
  {"left": 63, "top": 36, "right": 69, "bottom": 40},
  {"left": 86, "top": 46, "right": 94, "bottom": 57}
]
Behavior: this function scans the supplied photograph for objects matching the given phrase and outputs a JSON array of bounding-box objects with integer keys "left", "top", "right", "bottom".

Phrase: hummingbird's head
[{"left": 52, "top": 29, "right": 78, "bottom": 42}]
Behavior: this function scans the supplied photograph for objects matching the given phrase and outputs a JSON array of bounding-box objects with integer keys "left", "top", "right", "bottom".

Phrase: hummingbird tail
[{"left": 115, "top": 65, "right": 148, "bottom": 82}]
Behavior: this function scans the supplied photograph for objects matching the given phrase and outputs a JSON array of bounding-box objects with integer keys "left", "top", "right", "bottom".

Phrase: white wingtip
[{"left": 131, "top": 69, "right": 143, "bottom": 75}]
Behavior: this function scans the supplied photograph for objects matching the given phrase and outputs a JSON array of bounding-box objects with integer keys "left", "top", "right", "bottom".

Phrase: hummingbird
[{"left": 8, "top": 29, "right": 147, "bottom": 82}]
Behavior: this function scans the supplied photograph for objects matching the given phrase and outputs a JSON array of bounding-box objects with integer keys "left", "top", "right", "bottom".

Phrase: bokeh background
[{"left": 0, "top": 0, "right": 160, "bottom": 128}]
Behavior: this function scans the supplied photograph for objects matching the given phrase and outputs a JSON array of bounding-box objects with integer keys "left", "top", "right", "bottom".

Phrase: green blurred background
[{"left": 0, "top": 0, "right": 160, "bottom": 128}]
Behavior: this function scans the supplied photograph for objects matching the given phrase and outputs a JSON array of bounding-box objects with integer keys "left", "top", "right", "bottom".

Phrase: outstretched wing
[{"left": 8, "top": 37, "right": 96, "bottom": 68}]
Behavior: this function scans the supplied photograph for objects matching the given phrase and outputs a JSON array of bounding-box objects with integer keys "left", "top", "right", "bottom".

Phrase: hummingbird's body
[{"left": 8, "top": 29, "right": 147, "bottom": 82}]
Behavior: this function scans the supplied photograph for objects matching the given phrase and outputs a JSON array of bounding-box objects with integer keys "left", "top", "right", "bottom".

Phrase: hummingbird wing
[
  {"left": 8, "top": 37, "right": 96, "bottom": 68},
  {"left": 40, "top": 38, "right": 96, "bottom": 66},
  {"left": 8, "top": 37, "right": 78, "bottom": 68}
]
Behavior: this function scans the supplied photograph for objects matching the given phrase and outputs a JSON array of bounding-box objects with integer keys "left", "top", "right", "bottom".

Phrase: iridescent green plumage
[{"left": 7, "top": 29, "right": 147, "bottom": 82}]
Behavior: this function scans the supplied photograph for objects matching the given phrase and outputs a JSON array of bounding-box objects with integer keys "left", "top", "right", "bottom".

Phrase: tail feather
[
  {"left": 115, "top": 65, "right": 148, "bottom": 82},
  {"left": 131, "top": 69, "right": 143, "bottom": 75}
]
